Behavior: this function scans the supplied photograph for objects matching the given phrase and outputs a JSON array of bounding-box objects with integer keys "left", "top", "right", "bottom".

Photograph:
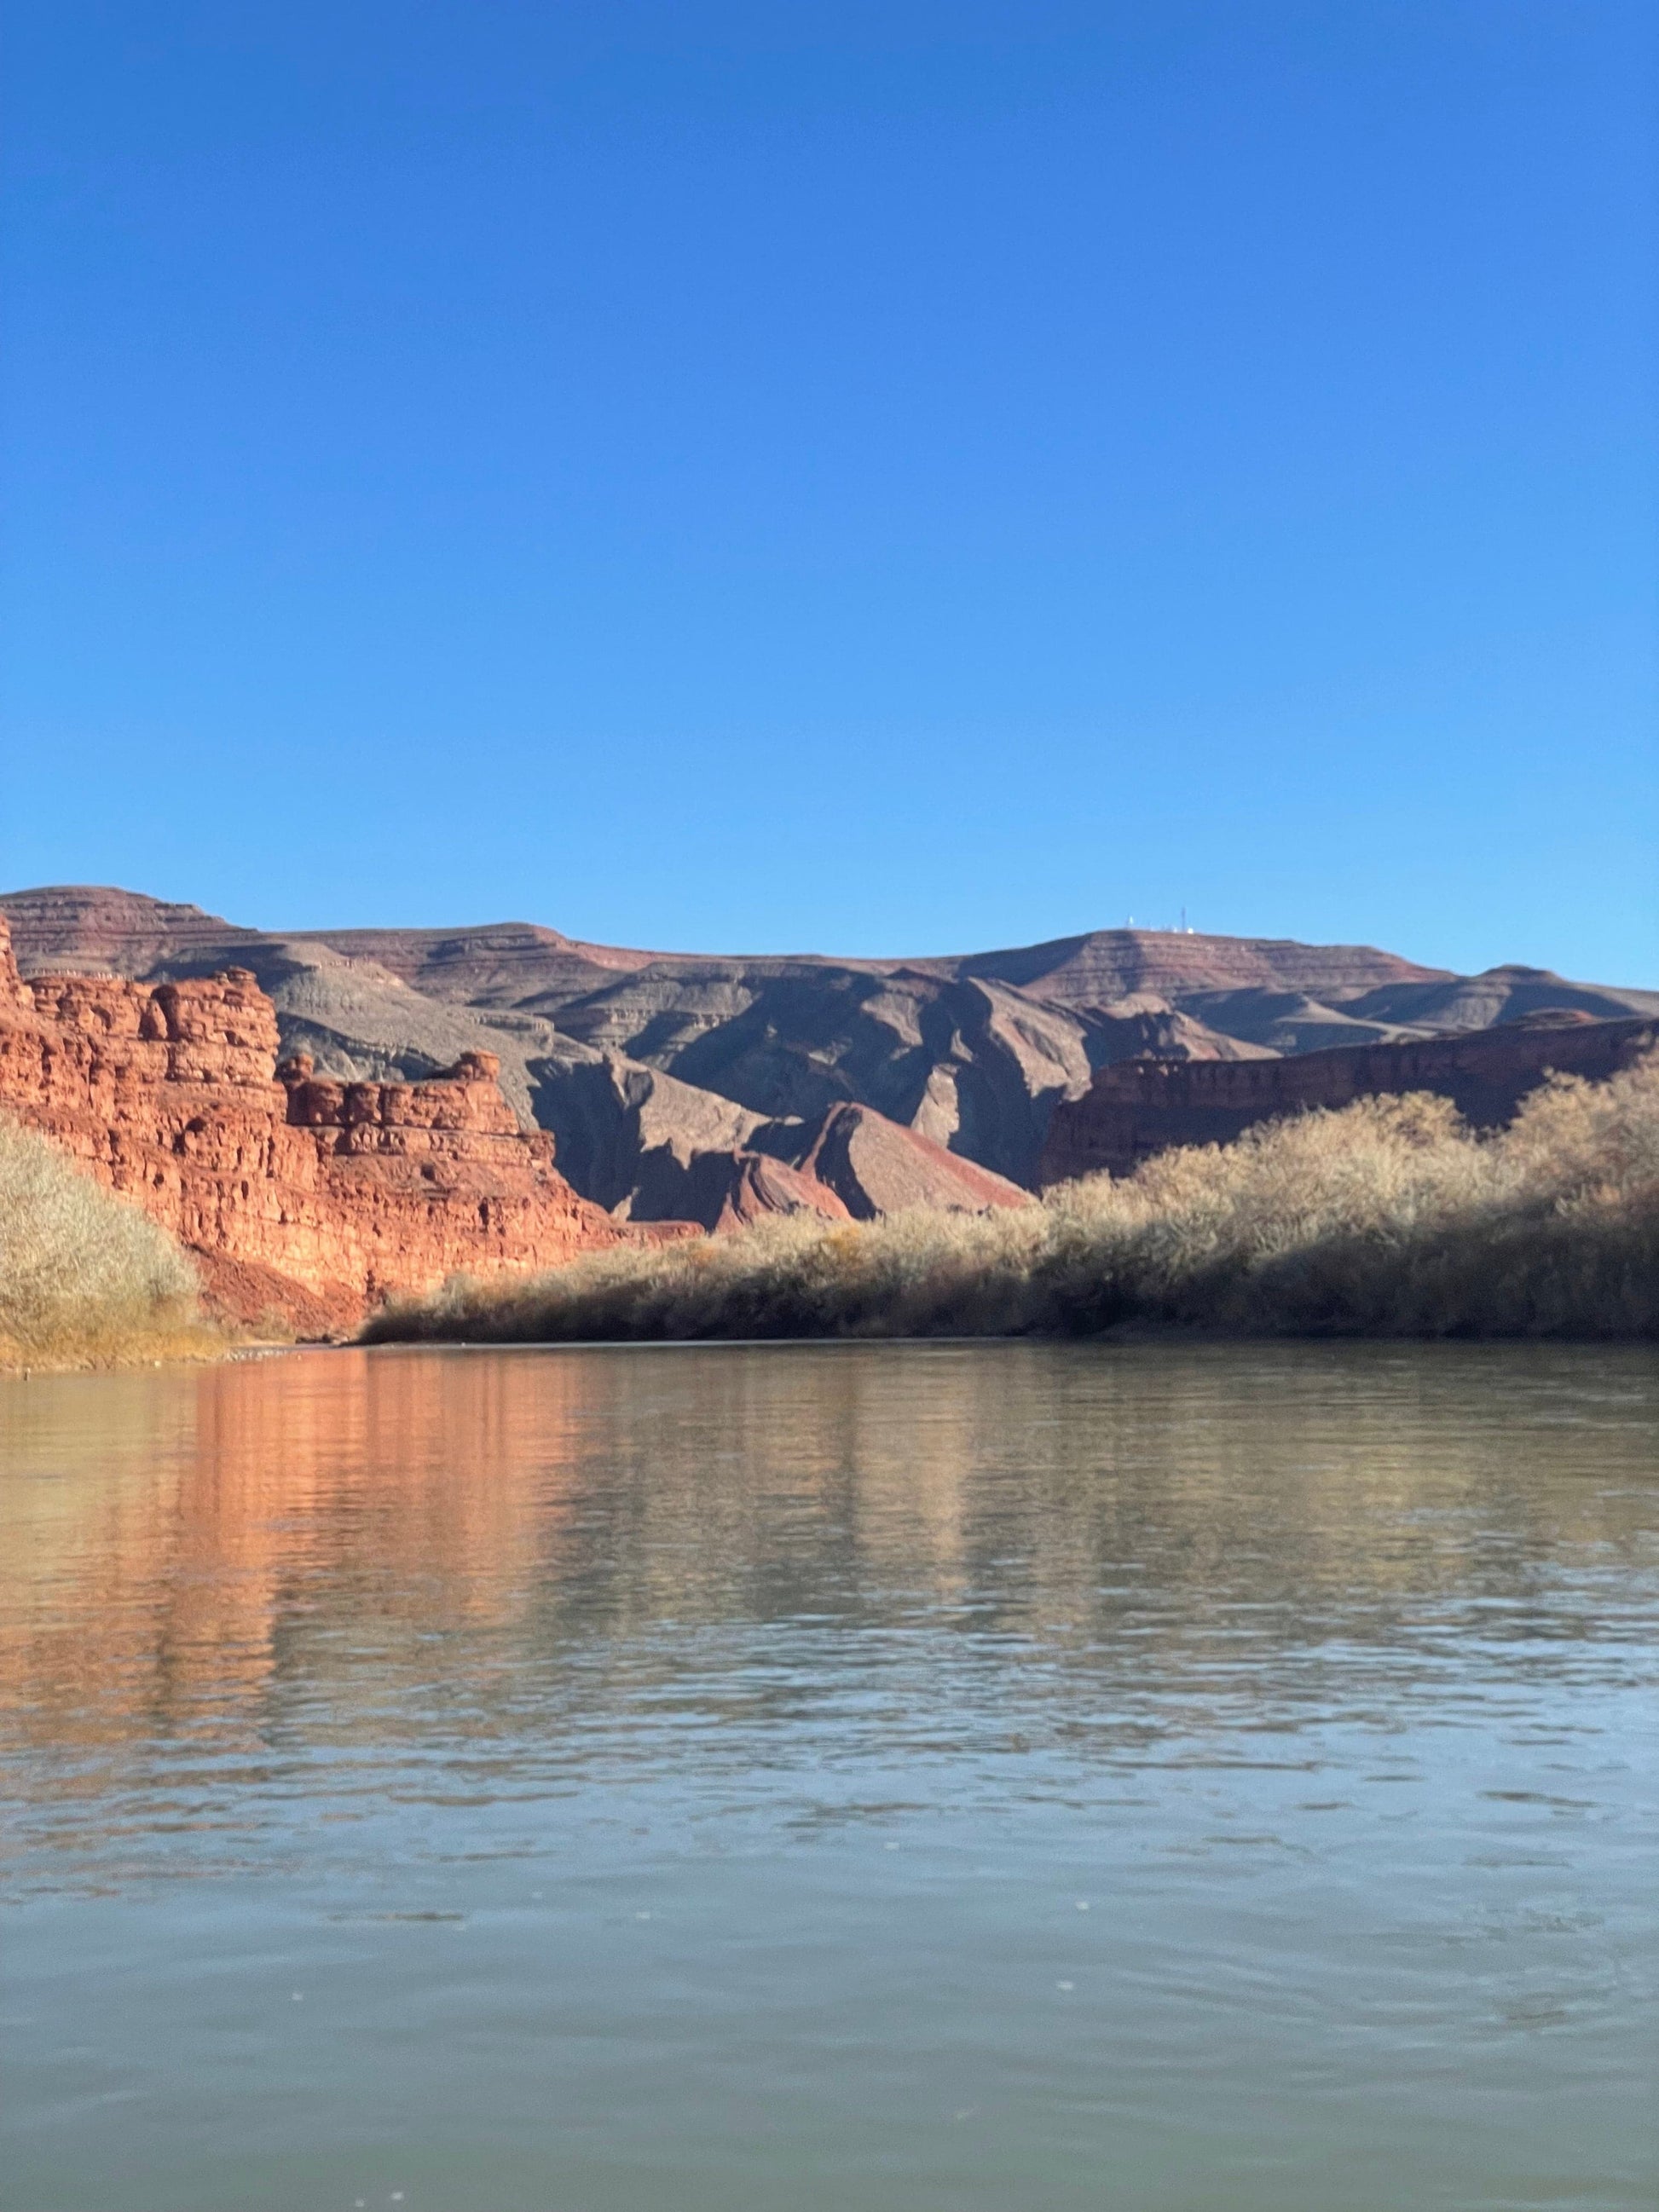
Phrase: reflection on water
[{"left": 2, "top": 1343, "right": 1656, "bottom": 2211}]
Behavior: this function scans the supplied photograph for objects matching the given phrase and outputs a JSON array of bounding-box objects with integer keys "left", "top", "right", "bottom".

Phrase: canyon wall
[
  {"left": 1040, "top": 1014, "right": 1659, "bottom": 1187},
  {"left": 0, "top": 918, "right": 645, "bottom": 1333}
]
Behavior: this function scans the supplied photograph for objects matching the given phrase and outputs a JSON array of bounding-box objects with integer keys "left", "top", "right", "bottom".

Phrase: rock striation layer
[
  {"left": 1039, "top": 1013, "right": 1659, "bottom": 1186},
  {"left": 0, "top": 918, "right": 640, "bottom": 1333},
  {"left": 621, "top": 1100, "right": 1036, "bottom": 1233}
]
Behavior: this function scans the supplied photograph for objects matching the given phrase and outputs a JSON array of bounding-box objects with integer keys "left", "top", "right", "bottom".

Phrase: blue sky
[{"left": 2, "top": 1, "right": 1654, "bottom": 979}]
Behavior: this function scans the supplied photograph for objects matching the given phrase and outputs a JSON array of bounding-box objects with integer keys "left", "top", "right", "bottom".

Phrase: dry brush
[
  {"left": 0, "top": 1122, "right": 211, "bottom": 1369},
  {"left": 365, "top": 1058, "right": 1659, "bottom": 1346}
]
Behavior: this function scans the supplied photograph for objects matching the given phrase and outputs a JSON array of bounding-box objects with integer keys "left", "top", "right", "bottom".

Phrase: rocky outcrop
[
  {"left": 615, "top": 1100, "right": 1036, "bottom": 1231},
  {"left": 641, "top": 1149, "right": 853, "bottom": 1233},
  {"left": 526, "top": 1050, "right": 772, "bottom": 1211},
  {"left": 775, "top": 1101, "right": 1034, "bottom": 1222},
  {"left": 1039, "top": 1014, "right": 1659, "bottom": 1186},
  {"left": 0, "top": 918, "right": 645, "bottom": 1332},
  {"left": 527, "top": 963, "right": 1104, "bottom": 1190}
]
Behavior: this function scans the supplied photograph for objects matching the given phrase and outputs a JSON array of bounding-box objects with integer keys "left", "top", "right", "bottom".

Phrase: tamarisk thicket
[
  {"left": 0, "top": 1122, "right": 209, "bottom": 1368},
  {"left": 367, "top": 1059, "right": 1659, "bottom": 1345}
]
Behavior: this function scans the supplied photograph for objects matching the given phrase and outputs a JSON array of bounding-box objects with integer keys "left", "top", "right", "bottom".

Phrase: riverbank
[{"left": 365, "top": 1058, "right": 1659, "bottom": 1345}]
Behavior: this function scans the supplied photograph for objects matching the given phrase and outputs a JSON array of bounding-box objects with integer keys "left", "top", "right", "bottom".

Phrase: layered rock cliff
[{"left": 0, "top": 918, "right": 639, "bottom": 1333}]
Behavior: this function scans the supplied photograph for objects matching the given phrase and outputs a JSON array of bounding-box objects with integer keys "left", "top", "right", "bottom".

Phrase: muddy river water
[{"left": 2, "top": 1341, "right": 1655, "bottom": 2209}]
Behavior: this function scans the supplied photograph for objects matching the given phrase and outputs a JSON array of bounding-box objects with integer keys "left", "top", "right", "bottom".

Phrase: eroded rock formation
[
  {"left": 618, "top": 1100, "right": 1035, "bottom": 1232},
  {"left": 0, "top": 918, "right": 643, "bottom": 1333}
]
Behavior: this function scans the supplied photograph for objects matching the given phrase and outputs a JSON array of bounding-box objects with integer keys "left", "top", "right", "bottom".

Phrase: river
[{"left": 2, "top": 1341, "right": 1655, "bottom": 2209}]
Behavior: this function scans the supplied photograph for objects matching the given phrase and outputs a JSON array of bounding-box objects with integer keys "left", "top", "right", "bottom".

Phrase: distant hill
[{"left": 5, "top": 883, "right": 1654, "bottom": 1220}]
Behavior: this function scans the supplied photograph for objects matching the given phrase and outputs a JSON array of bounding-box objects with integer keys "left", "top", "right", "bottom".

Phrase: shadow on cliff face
[{"left": 529, "top": 970, "right": 1094, "bottom": 1206}]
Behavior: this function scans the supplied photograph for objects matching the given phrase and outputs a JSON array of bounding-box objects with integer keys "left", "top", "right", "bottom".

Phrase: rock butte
[{"left": 0, "top": 917, "right": 659, "bottom": 1335}]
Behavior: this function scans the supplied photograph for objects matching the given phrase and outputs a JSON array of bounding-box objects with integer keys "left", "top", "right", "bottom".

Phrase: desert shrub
[
  {"left": 0, "top": 1123, "right": 204, "bottom": 1366},
  {"left": 365, "top": 1056, "right": 1659, "bottom": 1346}
]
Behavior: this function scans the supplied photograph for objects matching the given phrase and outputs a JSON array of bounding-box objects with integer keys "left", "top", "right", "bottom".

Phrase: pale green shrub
[
  {"left": 0, "top": 1123, "right": 202, "bottom": 1364},
  {"left": 366, "top": 1056, "right": 1659, "bottom": 1345}
]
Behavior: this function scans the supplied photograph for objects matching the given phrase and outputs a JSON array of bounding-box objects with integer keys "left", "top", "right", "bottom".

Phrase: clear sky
[{"left": 2, "top": 1, "right": 1654, "bottom": 979}]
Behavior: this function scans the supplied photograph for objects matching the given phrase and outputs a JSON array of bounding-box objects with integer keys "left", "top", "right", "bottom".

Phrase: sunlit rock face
[{"left": 0, "top": 916, "right": 644, "bottom": 1333}]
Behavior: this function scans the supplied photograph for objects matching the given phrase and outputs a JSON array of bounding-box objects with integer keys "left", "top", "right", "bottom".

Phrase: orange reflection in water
[
  {"left": 0, "top": 1351, "right": 592, "bottom": 1764},
  {"left": 3, "top": 1341, "right": 1654, "bottom": 1786}
]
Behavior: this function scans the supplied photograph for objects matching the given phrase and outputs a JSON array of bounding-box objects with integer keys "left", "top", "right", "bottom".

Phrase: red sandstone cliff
[
  {"left": 0, "top": 917, "right": 646, "bottom": 1334},
  {"left": 1039, "top": 1014, "right": 1659, "bottom": 1186}
]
